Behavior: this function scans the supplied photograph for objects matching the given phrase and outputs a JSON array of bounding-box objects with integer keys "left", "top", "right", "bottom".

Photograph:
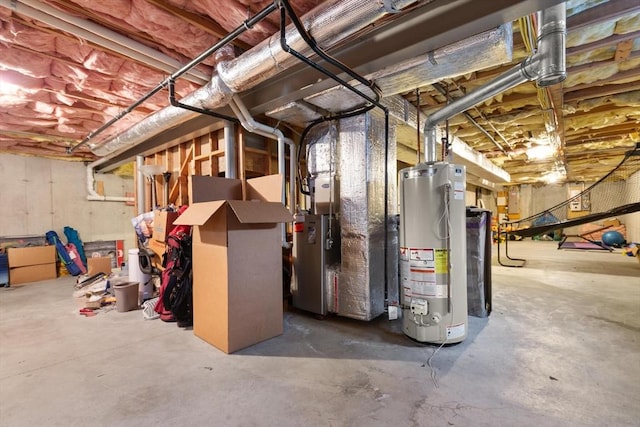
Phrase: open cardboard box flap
[
  {"left": 246, "top": 174, "right": 283, "bottom": 202},
  {"left": 174, "top": 200, "right": 226, "bottom": 226},
  {"left": 175, "top": 200, "right": 291, "bottom": 225},
  {"left": 179, "top": 174, "right": 291, "bottom": 225},
  {"left": 190, "top": 175, "right": 242, "bottom": 203},
  {"left": 228, "top": 200, "right": 292, "bottom": 223},
  {"left": 189, "top": 174, "right": 284, "bottom": 204}
]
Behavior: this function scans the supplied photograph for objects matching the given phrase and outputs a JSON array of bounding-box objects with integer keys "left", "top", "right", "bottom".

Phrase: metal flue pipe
[
  {"left": 535, "top": 4, "right": 567, "bottom": 87},
  {"left": 423, "top": 3, "right": 566, "bottom": 163}
]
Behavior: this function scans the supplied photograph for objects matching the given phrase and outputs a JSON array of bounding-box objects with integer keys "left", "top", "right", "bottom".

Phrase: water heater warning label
[
  {"left": 409, "top": 249, "right": 435, "bottom": 283},
  {"left": 400, "top": 248, "right": 448, "bottom": 301},
  {"left": 410, "top": 248, "right": 434, "bottom": 262}
]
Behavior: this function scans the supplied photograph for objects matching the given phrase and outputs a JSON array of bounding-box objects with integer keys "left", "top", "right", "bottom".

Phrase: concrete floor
[{"left": 1, "top": 240, "right": 639, "bottom": 427}]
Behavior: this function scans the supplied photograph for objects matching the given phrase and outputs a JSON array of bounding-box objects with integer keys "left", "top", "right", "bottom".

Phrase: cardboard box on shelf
[
  {"left": 7, "top": 246, "right": 56, "bottom": 268},
  {"left": 10, "top": 263, "right": 57, "bottom": 285},
  {"left": 175, "top": 174, "right": 292, "bottom": 354},
  {"left": 152, "top": 210, "right": 180, "bottom": 243}
]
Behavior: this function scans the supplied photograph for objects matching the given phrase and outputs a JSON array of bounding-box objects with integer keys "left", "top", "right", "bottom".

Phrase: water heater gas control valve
[{"left": 410, "top": 299, "right": 428, "bottom": 316}]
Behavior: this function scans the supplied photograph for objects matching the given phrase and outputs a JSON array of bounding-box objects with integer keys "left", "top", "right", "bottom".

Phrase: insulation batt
[
  {"left": 60, "top": 0, "right": 219, "bottom": 66},
  {"left": 0, "top": 19, "right": 55, "bottom": 52},
  {"left": 83, "top": 51, "right": 126, "bottom": 77},
  {"left": 0, "top": 46, "right": 51, "bottom": 79},
  {"left": 54, "top": 36, "right": 93, "bottom": 64},
  {"left": 171, "top": 0, "right": 281, "bottom": 45},
  {"left": 0, "top": 70, "right": 42, "bottom": 91}
]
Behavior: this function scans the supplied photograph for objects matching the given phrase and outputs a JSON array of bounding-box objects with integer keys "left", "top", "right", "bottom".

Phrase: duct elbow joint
[
  {"left": 519, "top": 56, "right": 539, "bottom": 82},
  {"left": 535, "top": 4, "right": 567, "bottom": 87}
]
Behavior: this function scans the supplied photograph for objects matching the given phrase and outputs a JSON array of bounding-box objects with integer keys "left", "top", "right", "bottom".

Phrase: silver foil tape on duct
[{"left": 337, "top": 111, "right": 397, "bottom": 320}]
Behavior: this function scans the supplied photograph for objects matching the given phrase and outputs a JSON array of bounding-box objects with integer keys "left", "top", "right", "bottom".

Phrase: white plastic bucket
[{"left": 128, "top": 248, "right": 153, "bottom": 302}]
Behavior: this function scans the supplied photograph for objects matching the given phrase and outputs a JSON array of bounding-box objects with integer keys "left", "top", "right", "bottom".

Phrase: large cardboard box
[
  {"left": 176, "top": 175, "right": 292, "bottom": 354},
  {"left": 7, "top": 246, "right": 56, "bottom": 268},
  {"left": 10, "top": 263, "right": 57, "bottom": 285},
  {"left": 152, "top": 210, "right": 180, "bottom": 243},
  {"left": 7, "top": 246, "right": 57, "bottom": 285}
]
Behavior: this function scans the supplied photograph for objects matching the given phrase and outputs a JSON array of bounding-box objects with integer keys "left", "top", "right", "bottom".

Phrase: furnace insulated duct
[
  {"left": 301, "top": 114, "right": 398, "bottom": 320},
  {"left": 338, "top": 112, "right": 398, "bottom": 321}
]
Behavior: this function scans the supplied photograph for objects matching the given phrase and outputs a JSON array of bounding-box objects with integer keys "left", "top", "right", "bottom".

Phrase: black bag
[{"left": 160, "top": 233, "right": 193, "bottom": 327}]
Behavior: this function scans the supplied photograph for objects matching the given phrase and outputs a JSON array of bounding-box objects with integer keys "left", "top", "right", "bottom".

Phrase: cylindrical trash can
[
  {"left": 128, "top": 248, "right": 153, "bottom": 302},
  {"left": 114, "top": 281, "right": 139, "bottom": 312}
]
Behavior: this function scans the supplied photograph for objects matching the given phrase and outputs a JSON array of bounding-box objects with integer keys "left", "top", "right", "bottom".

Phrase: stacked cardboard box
[
  {"left": 8, "top": 246, "right": 56, "bottom": 285},
  {"left": 175, "top": 174, "right": 291, "bottom": 353}
]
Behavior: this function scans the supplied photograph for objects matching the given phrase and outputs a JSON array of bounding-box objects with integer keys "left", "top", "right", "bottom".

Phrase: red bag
[{"left": 154, "top": 206, "right": 191, "bottom": 322}]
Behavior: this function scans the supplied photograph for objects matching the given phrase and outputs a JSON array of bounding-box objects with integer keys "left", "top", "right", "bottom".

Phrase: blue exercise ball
[{"left": 602, "top": 230, "right": 625, "bottom": 247}]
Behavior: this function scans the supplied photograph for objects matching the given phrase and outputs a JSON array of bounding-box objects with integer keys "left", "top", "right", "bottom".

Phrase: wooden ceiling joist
[
  {"left": 566, "top": 30, "right": 640, "bottom": 57},
  {"left": 567, "top": 0, "right": 640, "bottom": 32},
  {"left": 564, "top": 80, "right": 640, "bottom": 102},
  {"left": 565, "top": 68, "right": 640, "bottom": 93}
]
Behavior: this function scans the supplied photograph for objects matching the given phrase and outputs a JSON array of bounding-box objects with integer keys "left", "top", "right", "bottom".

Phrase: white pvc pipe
[
  {"left": 86, "top": 159, "right": 135, "bottom": 203},
  {"left": 224, "top": 121, "right": 236, "bottom": 179},
  {"left": 3, "top": 0, "right": 208, "bottom": 85},
  {"left": 135, "top": 156, "right": 145, "bottom": 214},
  {"left": 229, "top": 96, "right": 296, "bottom": 249}
]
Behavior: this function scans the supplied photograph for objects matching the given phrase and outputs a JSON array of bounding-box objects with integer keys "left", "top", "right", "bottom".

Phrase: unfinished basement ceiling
[{"left": 0, "top": 0, "right": 638, "bottom": 185}]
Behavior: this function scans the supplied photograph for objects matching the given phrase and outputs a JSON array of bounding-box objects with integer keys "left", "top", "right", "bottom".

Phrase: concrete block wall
[{"left": 0, "top": 154, "right": 136, "bottom": 253}]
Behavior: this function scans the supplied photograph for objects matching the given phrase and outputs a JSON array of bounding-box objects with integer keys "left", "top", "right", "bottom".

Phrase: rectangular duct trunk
[{"left": 337, "top": 112, "right": 398, "bottom": 320}]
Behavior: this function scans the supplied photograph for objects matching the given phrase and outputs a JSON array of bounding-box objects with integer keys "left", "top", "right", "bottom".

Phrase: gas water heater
[{"left": 399, "top": 162, "right": 467, "bottom": 344}]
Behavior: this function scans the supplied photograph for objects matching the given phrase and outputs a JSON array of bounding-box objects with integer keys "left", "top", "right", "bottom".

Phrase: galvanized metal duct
[
  {"left": 423, "top": 3, "right": 567, "bottom": 163},
  {"left": 90, "top": 0, "right": 421, "bottom": 157},
  {"left": 535, "top": 4, "right": 567, "bottom": 88}
]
